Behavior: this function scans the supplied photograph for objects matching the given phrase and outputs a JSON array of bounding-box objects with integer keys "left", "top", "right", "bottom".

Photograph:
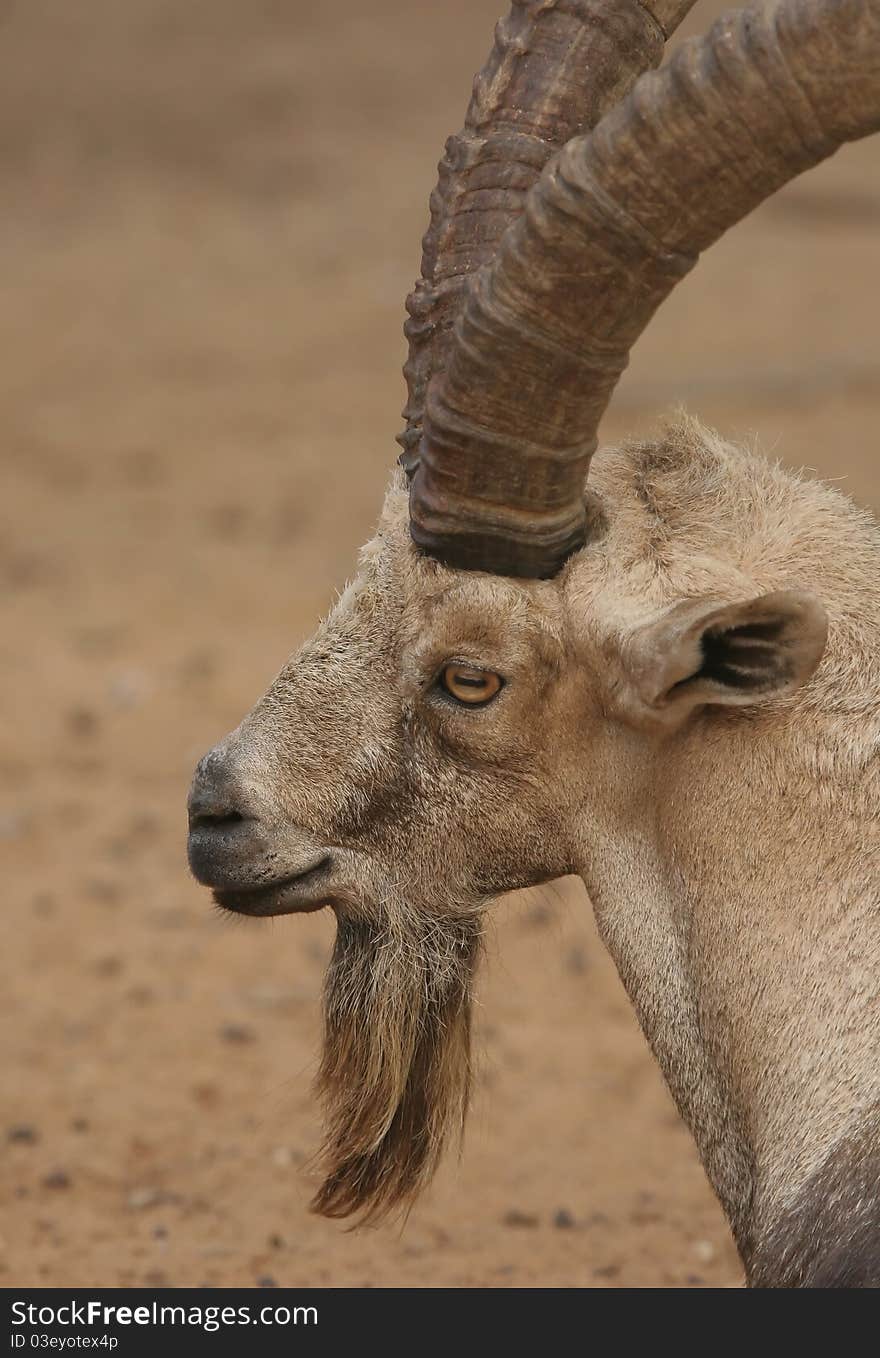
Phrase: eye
[{"left": 439, "top": 663, "right": 503, "bottom": 706}]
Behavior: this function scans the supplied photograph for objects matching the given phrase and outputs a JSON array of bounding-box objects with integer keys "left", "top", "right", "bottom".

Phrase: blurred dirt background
[{"left": 1, "top": 0, "right": 878, "bottom": 1289}]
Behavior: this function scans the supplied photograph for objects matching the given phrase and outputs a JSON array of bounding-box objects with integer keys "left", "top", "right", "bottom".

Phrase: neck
[{"left": 573, "top": 712, "right": 880, "bottom": 1283}]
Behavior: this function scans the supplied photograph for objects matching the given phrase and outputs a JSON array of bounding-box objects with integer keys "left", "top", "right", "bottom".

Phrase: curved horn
[
  {"left": 410, "top": 0, "right": 880, "bottom": 578},
  {"left": 398, "top": 0, "right": 700, "bottom": 474}
]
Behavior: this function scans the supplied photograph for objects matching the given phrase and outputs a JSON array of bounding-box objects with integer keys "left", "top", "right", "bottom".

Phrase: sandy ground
[{"left": 1, "top": 0, "right": 878, "bottom": 1289}]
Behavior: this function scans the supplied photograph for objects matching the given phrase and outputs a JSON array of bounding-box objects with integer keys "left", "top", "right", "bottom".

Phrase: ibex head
[{"left": 188, "top": 0, "right": 880, "bottom": 1284}]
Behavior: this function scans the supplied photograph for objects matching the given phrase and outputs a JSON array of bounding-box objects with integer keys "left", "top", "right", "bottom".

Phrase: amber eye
[{"left": 439, "top": 663, "right": 503, "bottom": 706}]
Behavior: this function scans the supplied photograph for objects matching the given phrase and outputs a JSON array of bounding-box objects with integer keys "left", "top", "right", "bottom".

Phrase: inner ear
[
  {"left": 686, "top": 611, "right": 799, "bottom": 694},
  {"left": 627, "top": 590, "right": 828, "bottom": 716}
]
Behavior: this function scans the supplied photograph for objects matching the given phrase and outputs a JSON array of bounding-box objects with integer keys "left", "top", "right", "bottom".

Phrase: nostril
[
  {"left": 189, "top": 807, "right": 247, "bottom": 832},
  {"left": 188, "top": 749, "right": 255, "bottom": 833}
]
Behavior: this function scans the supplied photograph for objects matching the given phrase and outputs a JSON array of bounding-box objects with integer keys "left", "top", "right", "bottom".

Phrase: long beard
[{"left": 311, "top": 901, "right": 483, "bottom": 1222}]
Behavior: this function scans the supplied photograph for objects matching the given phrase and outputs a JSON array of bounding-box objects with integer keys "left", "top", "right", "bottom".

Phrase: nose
[
  {"left": 187, "top": 747, "right": 263, "bottom": 887},
  {"left": 188, "top": 752, "right": 249, "bottom": 831}
]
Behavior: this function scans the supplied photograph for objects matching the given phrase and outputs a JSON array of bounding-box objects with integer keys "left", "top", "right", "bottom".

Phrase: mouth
[{"left": 212, "top": 857, "right": 335, "bottom": 917}]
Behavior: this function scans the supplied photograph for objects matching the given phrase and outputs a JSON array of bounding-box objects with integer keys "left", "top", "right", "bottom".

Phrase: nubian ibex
[{"left": 188, "top": 0, "right": 880, "bottom": 1287}]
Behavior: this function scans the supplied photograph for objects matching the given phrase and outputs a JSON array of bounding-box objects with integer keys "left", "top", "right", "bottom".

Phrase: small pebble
[
  {"left": 84, "top": 878, "right": 122, "bottom": 907},
  {"left": 191, "top": 1083, "right": 221, "bottom": 1108},
  {"left": 553, "top": 1208, "right": 576, "bottom": 1230},
  {"left": 220, "top": 1023, "right": 256, "bottom": 1044},
  {"left": 127, "top": 985, "right": 155, "bottom": 1007},
  {"left": 92, "top": 955, "right": 124, "bottom": 979},
  {"left": 502, "top": 1209, "right": 539, "bottom": 1229},
  {"left": 127, "top": 1187, "right": 162, "bottom": 1210},
  {"left": 7, "top": 1125, "right": 39, "bottom": 1145},
  {"left": 66, "top": 707, "right": 99, "bottom": 739},
  {"left": 257, "top": 1276, "right": 279, "bottom": 1289},
  {"left": 42, "top": 1170, "right": 71, "bottom": 1191}
]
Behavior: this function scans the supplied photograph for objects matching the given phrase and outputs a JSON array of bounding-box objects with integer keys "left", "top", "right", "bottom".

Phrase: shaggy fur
[{"left": 312, "top": 905, "right": 481, "bottom": 1222}]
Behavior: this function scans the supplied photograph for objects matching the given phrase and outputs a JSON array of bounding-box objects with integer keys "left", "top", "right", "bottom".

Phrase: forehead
[{"left": 344, "top": 474, "right": 568, "bottom": 665}]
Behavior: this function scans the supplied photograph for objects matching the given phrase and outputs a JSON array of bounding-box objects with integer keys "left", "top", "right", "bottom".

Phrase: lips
[
  {"left": 186, "top": 806, "right": 338, "bottom": 917},
  {"left": 211, "top": 856, "right": 335, "bottom": 917}
]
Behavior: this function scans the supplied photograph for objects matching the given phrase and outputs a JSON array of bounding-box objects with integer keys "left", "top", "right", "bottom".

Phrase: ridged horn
[
  {"left": 398, "top": 0, "right": 699, "bottom": 474},
  {"left": 410, "top": 0, "right": 880, "bottom": 577}
]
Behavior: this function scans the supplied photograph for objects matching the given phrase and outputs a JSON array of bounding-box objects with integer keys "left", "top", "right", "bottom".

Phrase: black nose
[
  {"left": 187, "top": 751, "right": 261, "bottom": 887},
  {"left": 188, "top": 751, "right": 250, "bottom": 828}
]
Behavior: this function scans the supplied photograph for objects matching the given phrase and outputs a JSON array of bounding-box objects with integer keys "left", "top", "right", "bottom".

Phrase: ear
[{"left": 621, "top": 591, "right": 828, "bottom": 723}]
